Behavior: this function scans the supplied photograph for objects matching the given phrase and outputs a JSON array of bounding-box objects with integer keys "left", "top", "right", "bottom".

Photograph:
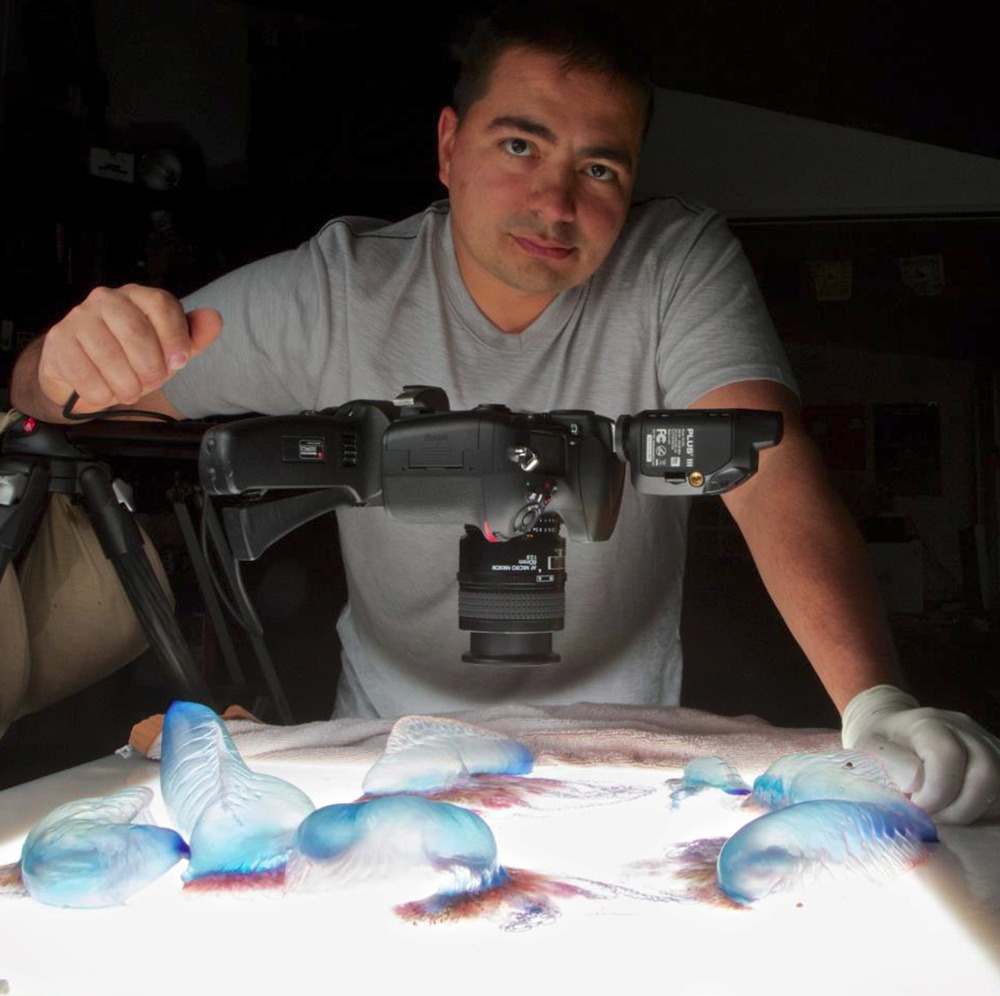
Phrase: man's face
[{"left": 438, "top": 46, "right": 644, "bottom": 331}]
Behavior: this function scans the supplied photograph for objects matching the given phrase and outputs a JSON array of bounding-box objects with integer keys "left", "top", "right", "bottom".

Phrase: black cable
[
  {"left": 171, "top": 496, "right": 246, "bottom": 685},
  {"left": 197, "top": 491, "right": 294, "bottom": 723},
  {"left": 62, "top": 390, "right": 176, "bottom": 423},
  {"left": 195, "top": 492, "right": 295, "bottom": 725}
]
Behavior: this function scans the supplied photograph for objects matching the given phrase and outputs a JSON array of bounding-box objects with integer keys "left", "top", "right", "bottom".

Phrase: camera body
[
  {"left": 200, "top": 396, "right": 624, "bottom": 541},
  {"left": 381, "top": 406, "right": 622, "bottom": 543},
  {"left": 197, "top": 388, "right": 781, "bottom": 665}
]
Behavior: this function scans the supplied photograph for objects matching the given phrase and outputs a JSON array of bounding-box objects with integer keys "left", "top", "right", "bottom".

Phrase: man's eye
[
  {"left": 587, "top": 163, "right": 616, "bottom": 182},
  {"left": 502, "top": 138, "right": 533, "bottom": 157}
]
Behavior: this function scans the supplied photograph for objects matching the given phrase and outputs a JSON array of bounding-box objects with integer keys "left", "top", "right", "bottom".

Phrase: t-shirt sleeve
[
  {"left": 162, "top": 235, "right": 338, "bottom": 418},
  {"left": 653, "top": 210, "right": 797, "bottom": 409}
]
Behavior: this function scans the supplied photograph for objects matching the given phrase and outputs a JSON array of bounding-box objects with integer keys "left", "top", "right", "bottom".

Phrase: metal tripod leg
[{"left": 76, "top": 463, "right": 214, "bottom": 707}]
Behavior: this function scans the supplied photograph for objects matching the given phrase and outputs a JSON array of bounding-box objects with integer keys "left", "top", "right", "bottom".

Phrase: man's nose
[{"left": 529, "top": 167, "right": 576, "bottom": 223}]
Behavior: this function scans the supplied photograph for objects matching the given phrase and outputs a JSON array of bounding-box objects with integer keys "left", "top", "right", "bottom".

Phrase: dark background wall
[{"left": 1, "top": 0, "right": 998, "bottom": 787}]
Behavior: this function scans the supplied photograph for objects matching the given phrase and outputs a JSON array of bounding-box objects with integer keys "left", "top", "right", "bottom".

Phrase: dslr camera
[{"left": 199, "top": 386, "right": 781, "bottom": 666}]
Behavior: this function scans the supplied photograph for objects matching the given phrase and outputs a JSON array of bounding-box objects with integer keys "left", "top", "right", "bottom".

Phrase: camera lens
[{"left": 457, "top": 514, "right": 565, "bottom": 665}]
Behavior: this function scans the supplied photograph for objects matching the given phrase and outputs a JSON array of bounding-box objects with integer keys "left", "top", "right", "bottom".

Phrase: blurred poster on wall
[{"left": 805, "top": 259, "right": 853, "bottom": 301}]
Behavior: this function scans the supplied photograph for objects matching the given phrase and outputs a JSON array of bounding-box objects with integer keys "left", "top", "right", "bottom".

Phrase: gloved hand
[{"left": 842, "top": 684, "right": 1000, "bottom": 824}]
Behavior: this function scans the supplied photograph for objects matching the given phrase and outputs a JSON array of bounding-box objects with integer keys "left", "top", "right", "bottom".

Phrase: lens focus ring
[{"left": 458, "top": 589, "right": 565, "bottom": 622}]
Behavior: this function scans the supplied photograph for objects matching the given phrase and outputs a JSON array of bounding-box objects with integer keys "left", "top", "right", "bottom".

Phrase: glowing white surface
[{"left": 1, "top": 751, "right": 999, "bottom": 996}]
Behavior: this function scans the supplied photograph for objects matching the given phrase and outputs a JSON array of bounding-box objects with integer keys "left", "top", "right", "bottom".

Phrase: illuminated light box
[{"left": 1, "top": 706, "right": 998, "bottom": 996}]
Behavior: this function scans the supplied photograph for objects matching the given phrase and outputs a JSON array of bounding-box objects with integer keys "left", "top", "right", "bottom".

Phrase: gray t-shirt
[{"left": 168, "top": 197, "right": 795, "bottom": 718}]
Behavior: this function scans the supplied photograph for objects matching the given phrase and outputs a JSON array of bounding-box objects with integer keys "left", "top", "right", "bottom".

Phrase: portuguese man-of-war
[
  {"left": 751, "top": 750, "right": 912, "bottom": 812},
  {"left": 362, "top": 715, "right": 534, "bottom": 796},
  {"left": 286, "top": 795, "right": 655, "bottom": 929},
  {"left": 160, "top": 700, "right": 315, "bottom": 884},
  {"left": 286, "top": 794, "right": 507, "bottom": 907},
  {"left": 360, "top": 716, "right": 649, "bottom": 815},
  {"left": 748, "top": 748, "right": 938, "bottom": 840},
  {"left": 18, "top": 786, "right": 188, "bottom": 908},
  {"left": 666, "top": 756, "right": 751, "bottom": 806},
  {"left": 716, "top": 799, "right": 939, "bottom": 905}
]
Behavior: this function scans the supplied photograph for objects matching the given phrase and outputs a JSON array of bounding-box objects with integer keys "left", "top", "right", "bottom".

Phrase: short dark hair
[{"left": 451, "top": 1, "right": 655, "bottom": 138}]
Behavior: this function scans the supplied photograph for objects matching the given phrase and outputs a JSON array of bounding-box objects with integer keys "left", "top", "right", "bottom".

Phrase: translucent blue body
[
  {"left": 750, "top": 750, "right": 936, "bottom": 838},
  {"left": 363, "top": 715, "right": 534, "bottom": 795},
  {"left": 292, "top": 795, "right": 506, "bottom": 896},
  {"left": 752, "top": 750, "right": 900, "bottom": 808},
  {"left": 668, "top": 756, "right": 750, "bottom": 804},
  {"left": 717, "top": 799, "right": 938, "bottom": 905},
  {"left": 160, "top": 701, "right": 314, "bottom": 880},
  {"left": 20, "top": 787, "right": 188, "bottom": 908}
]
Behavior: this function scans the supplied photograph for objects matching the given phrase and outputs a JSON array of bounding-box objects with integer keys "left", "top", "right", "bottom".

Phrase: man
[{"left": 10, "top": 3, "right": 999, "bottom": 822}]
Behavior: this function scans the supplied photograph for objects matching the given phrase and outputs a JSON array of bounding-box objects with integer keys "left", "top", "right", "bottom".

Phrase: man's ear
[{"left": 437, "top": 106, "right": 459, "bottom": 188}]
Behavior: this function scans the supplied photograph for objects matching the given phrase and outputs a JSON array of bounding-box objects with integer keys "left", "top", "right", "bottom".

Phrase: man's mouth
[{"left": 511, "top": 235, "right": 575, "bottom": 260}]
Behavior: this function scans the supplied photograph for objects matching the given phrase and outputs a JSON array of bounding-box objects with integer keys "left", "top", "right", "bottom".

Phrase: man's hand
[
  {"left": 842, "top": 684, "right": 1000, "bottom": 824},
  {"left": 37, "top": 284, "right": 222, "bottom": 415}
]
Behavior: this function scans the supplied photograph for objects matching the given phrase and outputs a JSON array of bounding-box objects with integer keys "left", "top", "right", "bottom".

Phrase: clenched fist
[{"left": 38, "top": 284, "right": 222, "bottom": 414}]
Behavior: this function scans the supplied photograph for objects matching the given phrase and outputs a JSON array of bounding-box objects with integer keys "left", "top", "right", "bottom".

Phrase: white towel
[{"left": 138, "top": 702, "right": 840, "bottom": 772}]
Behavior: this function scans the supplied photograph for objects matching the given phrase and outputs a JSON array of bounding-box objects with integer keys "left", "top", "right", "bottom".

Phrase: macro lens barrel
[{"left": 457, "top": 514, "right": 566, "bottom": 665}]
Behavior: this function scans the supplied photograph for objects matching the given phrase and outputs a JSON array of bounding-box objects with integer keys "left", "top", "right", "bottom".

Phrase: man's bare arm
[
  {"left": 691, "top": 379, "right": 903, "bottom": 711},
  {"left": 8, "top": 285, "right": 221, "bottom": 423},
  {"left": 695, "top": 379, "right": 1000, "bottom": 822}
]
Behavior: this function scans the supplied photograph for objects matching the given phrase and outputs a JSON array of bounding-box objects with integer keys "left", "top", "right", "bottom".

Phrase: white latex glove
[{"left": 842, "top": 684, "right": 1000, "bottom": 824}]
